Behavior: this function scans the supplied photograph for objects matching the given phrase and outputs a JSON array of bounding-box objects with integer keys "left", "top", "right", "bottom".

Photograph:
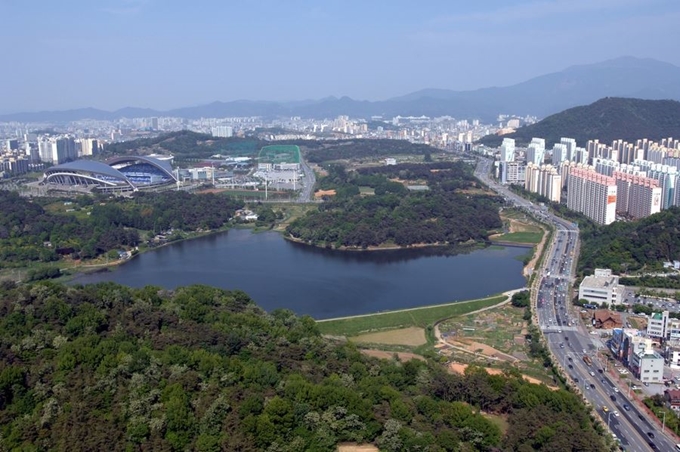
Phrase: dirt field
[
  {"left": 446, "top": 339, "right": 519, "bottom": 363},
  {"left": 351, "top": 327, "right": 427, "bottom": 346},
  {"left": 337, "top": 444, "right": 379, "bottom": 452},
  {"left": 449, "top": 362, "right": 555, "bottom": 388},
  {"left": 361, "top": 350, "right": 426, "bottom": 362}
]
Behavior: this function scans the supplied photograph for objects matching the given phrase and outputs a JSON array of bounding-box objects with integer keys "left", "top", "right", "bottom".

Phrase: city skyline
[{"left": 2, "top": 0, "right": 680, "bottom": 113}]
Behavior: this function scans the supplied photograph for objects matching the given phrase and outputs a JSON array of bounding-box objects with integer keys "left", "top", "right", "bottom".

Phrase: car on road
[
  {"left": 614, "top": 388, "right": 619, "bottom": 393},
  {"left": 613, "top": 410, "right": 619, "bottom": 417},
  {"left": 649, "top": 442, "right": 657, "bottom": 450},
  {"left": 590, "top": 383, "right": 595, "bottom": 389},
  {"left": 623, "top": 404, "right": 630, "bottom": 411},
  {"left": 647, "top": 432, "right": 655, "bottom": 439},
  {"left": 602, "top": 406, "right": 609, "bottom": 413},
  {"left": 610, "top": 395, "right": 616, "bottom": 402}
]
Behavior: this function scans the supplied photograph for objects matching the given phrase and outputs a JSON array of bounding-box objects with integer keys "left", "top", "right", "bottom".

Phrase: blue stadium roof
[{"left": 107, "top": 155, "right": 175, "bottom": 180}]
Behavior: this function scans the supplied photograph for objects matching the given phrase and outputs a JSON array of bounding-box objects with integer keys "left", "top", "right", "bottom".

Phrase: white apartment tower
[
  {"left": 526, "top": 138, "right": 545, "bottom": 165},
  {"left": 560, "top": 138, "right": 577, "bottom": 161},
  {"left": 552, "top": 143, "right": 568, "bottom": 164},
  {"left": 567, "top": 166, "right": 617, "bottom": 225},
  {"left": 500, "top": 138, "right": 515, "bottom": 162},
  {"left": 613, "top": 171, "right": 661, "bottom": 219}
]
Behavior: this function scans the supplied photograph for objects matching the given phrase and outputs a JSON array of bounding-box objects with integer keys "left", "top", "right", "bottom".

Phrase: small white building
[
  {"left": 630, "top": 345, "right": 664, "bottom": 383},
  {"left": 578, "top": 268, "right": 624, "bottom": 306},
  {"left": 647, "top": 311, "right": 670, "bottom": 340},
  {"left": 665, "top": 347, "right": 680, "bottom": 370}
]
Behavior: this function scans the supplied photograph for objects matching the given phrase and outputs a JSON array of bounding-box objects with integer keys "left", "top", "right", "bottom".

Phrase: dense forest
[
  {"left": 286, "top": 162, "right": 503, "bottom": 248},
  {"left": 0, "top": 191, "right": 243, "bottom": 267},
  {"left": 303, "top": 139, "right": 439, "bottom": 163},
  {"left": 102, "top": 131, "right": 265, "bottom": 161},
  {"left": 478, "top": 97, "right": 680, "bottom": 147},
  {"left": 0, "top": 281, "right": 607, "bottom": 451}
]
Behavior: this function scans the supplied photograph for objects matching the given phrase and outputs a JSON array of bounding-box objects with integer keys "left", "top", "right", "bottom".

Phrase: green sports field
[{"left": 258, "top": 145, "right": 301, "bottom": 164}]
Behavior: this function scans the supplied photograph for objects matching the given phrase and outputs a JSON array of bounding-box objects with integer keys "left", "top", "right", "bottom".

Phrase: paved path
[{"left": 317, "top": 290, "right": 522, "bottom": 323}]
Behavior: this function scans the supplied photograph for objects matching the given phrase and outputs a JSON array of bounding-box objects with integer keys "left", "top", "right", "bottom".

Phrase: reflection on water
[{"left": 72, "top": 229, "right": 528, "bottom": 319}]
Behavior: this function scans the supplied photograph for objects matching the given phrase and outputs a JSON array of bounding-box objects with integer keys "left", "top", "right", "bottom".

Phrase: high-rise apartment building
[
  {"left": 525, "top": 163, "right": 561, "bottom": 203},
  {"left": 211, "top": 126, "right": 233, "bottom": 138},
  {"left": 526, "top": 138, "right": 545, "bottom": 165},
  {"left": 500, "top": 138, "right": 515, "bottom": 162},
  {"left": 613, "top": 171, "right": 661, "bottom": 219},
  {"left": 552, "top": 143, "right": 567, "bottom": 164},
  {"left": 567, "top": 167, "right": 617, "bottom": 225},
  {"left": 560, "top": 138, "right": 577, "bottom": 161}
]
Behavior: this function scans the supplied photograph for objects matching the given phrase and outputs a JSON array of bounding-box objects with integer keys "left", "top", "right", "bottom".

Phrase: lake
[{"left": 71, "top": 229, "right": 528, "bottom": 319}]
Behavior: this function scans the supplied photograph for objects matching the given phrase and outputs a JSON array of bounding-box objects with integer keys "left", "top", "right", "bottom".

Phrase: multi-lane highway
[{"left": 475, "top": 157, "right": 676, "bottom": 451}]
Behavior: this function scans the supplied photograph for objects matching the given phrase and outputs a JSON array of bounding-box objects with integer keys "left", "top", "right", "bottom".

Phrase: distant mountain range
[
  {"left": 477, "top": 97, "right": 680, "bottom": 148},
  {"left": 3, "top": 56, "right": 680, "bottom": 123}
]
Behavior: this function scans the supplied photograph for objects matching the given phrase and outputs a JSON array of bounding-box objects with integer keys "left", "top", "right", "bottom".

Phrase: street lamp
[{"left": 663, "top": 410, "right": 666, "bottom": 432}]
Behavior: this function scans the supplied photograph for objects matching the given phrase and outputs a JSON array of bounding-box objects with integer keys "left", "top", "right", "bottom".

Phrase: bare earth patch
[
  {"left": 337, "top": 444, "right": 379, "bottom": 452},
  {"left": 448, "top": 362, "right": 556, "bottom": 389},
  {"left": 351, "top": 327, "right": 427, "bottom": 346},
  {"left": 361, "top": 350, "right": 426, "bottom": 362}
]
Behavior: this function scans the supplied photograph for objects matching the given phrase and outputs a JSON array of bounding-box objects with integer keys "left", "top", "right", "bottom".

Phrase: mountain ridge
[
  {"left": 2, "top": 56, "right": 680, "bottom": 123},
  {"left": 477, "top": 97, "right": 680, "bottom": 147}
]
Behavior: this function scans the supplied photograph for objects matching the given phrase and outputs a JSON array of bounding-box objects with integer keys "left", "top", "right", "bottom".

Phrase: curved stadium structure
[{"left": 42, "top": 156, "right": 176, "bottom": 193}]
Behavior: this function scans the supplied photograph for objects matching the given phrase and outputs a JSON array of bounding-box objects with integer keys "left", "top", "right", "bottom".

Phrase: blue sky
[{"left": 1, "top": 0, "right": 679, "bottom": 113}]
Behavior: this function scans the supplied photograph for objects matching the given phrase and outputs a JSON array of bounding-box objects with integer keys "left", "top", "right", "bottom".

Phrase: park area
[
  {"left": 258, "top": 145, "right": 300, "bottom": 164},
  {"left": 316, "top": 295, "right": 507, "bottom": 338},
  {"left": 437, "top": 303, "right": 554, "bottom": 385},
  {"left": 490, "top": 208, "right": 544, "bottom": 244}
]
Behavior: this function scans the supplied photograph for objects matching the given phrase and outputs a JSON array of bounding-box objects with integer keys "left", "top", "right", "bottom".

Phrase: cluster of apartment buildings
[{"left": 496, "top": 136, "right": 680, "bottom": 225}]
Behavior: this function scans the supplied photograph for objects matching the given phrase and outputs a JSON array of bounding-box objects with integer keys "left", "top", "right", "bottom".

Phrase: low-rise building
[
  {"left": 664, "top": 347, "right": 680, "bottom": 370},
  {"left": 578, "top": 269, "right": 624, "bottom": 306},
  {"left": 592, "top": 310, "right": 623, "bottom": 329},
  {"left": 647, "top": 311, "right": 670, "bottom": 340},
  {"left": 630, "top": 345, "right": 664, "bottom": 383},
  {"left": 665, "top": 389, "right": 680, "bottom": 410}
]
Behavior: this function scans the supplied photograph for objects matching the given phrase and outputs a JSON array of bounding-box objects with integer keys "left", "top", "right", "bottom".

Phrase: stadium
[{"left": 42, "top": 156, "right": 177, "bottom": 193}]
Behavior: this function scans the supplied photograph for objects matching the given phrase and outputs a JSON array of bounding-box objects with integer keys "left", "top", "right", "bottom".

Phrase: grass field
[
  {"left": 495, "top": 231, "right": 543, "bottom": 244},
  {"left": 317, "top": 295, "right": 507, "bottom": 337},
  {"left": 258, "top": 145, "right": 301, "bottom": 164},
  {"left": 351, "top": 327, "right": 426, "bottom": 346}
]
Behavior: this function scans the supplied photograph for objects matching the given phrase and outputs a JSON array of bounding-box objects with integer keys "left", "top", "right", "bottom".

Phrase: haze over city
[{"left": 2, "top": 0, "right": 680, "bottom": 114}]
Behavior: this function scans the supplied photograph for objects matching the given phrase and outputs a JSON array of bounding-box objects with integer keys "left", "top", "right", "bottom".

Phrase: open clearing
[
  {"left": 491, "top": 209, "right": 544, "bottom": 244},
  {"left": 337, "top": 444, "right": 379, "bottom": 452},
  {"left": 350, "top": 327, "right": 426, "bottom": 346},
  {"left": 449, "top": 362, "right": 556, "bottom": 388},
  {"left": 317, "top": 294, "right": 507, "bottom": 337}
]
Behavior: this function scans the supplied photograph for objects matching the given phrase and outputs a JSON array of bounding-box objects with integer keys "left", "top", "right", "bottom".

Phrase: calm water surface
[{"left": 72, "top": 229, "right": 528, "bottom": 319}]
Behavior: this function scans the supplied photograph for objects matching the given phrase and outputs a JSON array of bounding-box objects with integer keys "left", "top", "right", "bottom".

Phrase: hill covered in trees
[
  {"left": 286, "top": 162, "right": 503, "bottom": 249},
  {"left": 102, "top": 131, "right": 265, "bottom": 161},
  {"left": 303, "top": 139, "right": 439, "bottom": 163},
  {"left": 0, "top": 281, "right": 607, "bottom": 451},
  {"left": 578, "top": 207, "right": 680, "bottom": 275},
  {"left": 479, "top": 97, "right": 680, "bottom": 147},
  {"left": 0, "top": 191, "right": 242, "bottom": 269}
]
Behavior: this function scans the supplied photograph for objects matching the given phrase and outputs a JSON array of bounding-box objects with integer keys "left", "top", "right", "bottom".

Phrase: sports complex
[
  {"left": 257, "top": 145, "right": 300, "bottom": 165},
  {"left": 41, "top": 156, "right": 177, "bottom": 193}
]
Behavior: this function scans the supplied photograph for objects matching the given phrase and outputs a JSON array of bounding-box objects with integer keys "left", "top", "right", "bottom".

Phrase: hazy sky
[{"left": 2, "top": 0, "right": 680, "bottom": 113}]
